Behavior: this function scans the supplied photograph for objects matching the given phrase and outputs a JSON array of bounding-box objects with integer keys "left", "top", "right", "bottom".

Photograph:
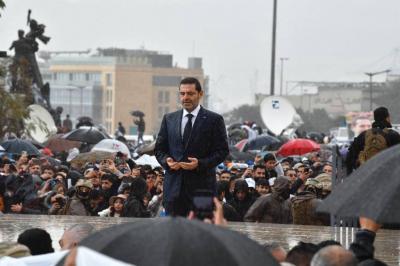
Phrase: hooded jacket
[
  {"left": 228, "top": 180, "right": 254, "bottom": 221},
  {"left": 123, "top": 177, "right": 150, "bottom": 218},
  {"left": 244, "top": 177, "right": 292, "bottom": 224}
]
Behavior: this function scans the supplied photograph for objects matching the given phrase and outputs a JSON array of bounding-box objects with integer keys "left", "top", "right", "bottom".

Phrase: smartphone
[{"left": 192, "top": 190, "right": 214, "bottom": 220}]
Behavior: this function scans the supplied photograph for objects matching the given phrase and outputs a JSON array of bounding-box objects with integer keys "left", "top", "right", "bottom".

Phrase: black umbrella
[
  {"left": 318, "top": 144, "right": 400, "bottom": 223},
  {"left": 63, "top": 126, "right": 109, "bottom": 144},
  {"left": 78, "top": 217, "right": 279, "bottom": 266},
  {"left": 230, "top": 151, "right": 255, "bottom": 162},
  {"left": 244, "top": 135, "right": 281, "bottom": 152},
  {"left": 130, "top": 110, "right": 145, "bottom": 117},
  {"left": 1, "top": 139, "right": 40, "bottom": 156}
]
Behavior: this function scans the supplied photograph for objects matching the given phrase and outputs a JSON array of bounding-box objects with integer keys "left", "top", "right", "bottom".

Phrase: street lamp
[
  {"left": 364, "top": 69, "right": 390, "bottom": 111},
  {"left": 270, "top": 0, "right": 278, "bottom": 96},
  {"left": 279, "top": 57, "right": 289, "bottom": 96}
]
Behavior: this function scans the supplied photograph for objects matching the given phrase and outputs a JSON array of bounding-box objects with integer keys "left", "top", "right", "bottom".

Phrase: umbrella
[
  {"left": 0, "top": 145, "right": 4, "bottom": 151},
  {"left": 70, "top": 150, "right": 114, "bottom": 165},
  {"left": 91, "top": 139, "right": 131, "bottom": 158},
  {"left": 230, "top": 151, "right": 255, "bottom": 162},
  {"left": 134, "top": 154, "right": 160, "bottom": 168},
  {"left": 78, "top": 217, "right": 279, "bottom": 266},
  {"left": 130, "top": 110, "right": 145, "bottom": 117},
  {"left": 318, "top": 144, "right": 400, "bottom": 223},
  {"left": 45, "top": 134, "right": 80, "bottom": 153},
  {"left": 244, "top": 135, "right": 281, "bottom": 152},
  {"left": 135, "top": 140, "right": 156, "bottom": 156},
  {"left": 234, "top": 139, "right": 248, "bottom": 152},
  {"left": 1, "top": 138, "right": 40, "bottom": 156},
  {"left": 277, "top": 138, "right": 320, "bottom": 157},
  {"left": 63, "top": 126, "right": 109, "bottom": 144}
]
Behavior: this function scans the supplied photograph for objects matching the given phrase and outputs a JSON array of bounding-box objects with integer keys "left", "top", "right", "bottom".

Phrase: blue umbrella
[{"left": 1, "top": 138, "right": 40, "bottom": 156}]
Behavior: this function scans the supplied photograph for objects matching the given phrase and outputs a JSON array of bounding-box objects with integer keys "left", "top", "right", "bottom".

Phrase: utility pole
[
  {"left": 365, "top": 69, "right": 390, "bottom": 111},
  {"left": 270, "top": 0, "right": 278, "bottom": 96},
  {"left": 279, "top": 57, "right": 289, "bottom": 96}
]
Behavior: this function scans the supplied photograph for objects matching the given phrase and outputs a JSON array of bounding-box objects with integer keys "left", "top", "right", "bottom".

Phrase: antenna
[
  {"left": 260, "top": 96, "right": 298, "bottom": 135},
  {"left": 24, "top": 104, "right": 57, "bottom": 143}
]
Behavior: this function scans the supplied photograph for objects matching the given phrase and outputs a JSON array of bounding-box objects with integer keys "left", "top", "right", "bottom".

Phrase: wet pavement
[{"left": 0, "top": 214, "right": 399, "bottom": 265}]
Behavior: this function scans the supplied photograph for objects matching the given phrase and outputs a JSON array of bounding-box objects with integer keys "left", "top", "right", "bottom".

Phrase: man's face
[
  {"left": 265, "top": 160, "right": 276, "bottom": 170},
  {"left": 253, "top": 168, "right": 266, "bottom": 180},
  {"left": 220, "top": 173, "right": 231, "bottom": 182},
  {"left": 131, "top": 168, "right": 141, "bottom": 177},
  {"left": 88, "top": 176, "right": 100, "bottom": 187},
  {"left": 322, "top": 165, "right": 333, "bottom": 175},
  {"left": 43, "top": 169, "right": 55, "bottom": 179},
  {"left": 352, "top": 119, "right": 372, "bottom": 137},
  {"left": 286, "top": 170, "right": 297, "bottom": 182},
  {"left": 236, "top": 190, "right": 247, "bottom": 201},
  {"left": 297, "top": 167, "right": 309, "bottom": 179},
  {"left": 101, "top": 179, "right": 113, "bottom": 191},
  {"left": 179, "top": 84, "right": 203, "bottom": 112},
  {"left": 29, "top": 165, "right": 41, "bottom": 175}
]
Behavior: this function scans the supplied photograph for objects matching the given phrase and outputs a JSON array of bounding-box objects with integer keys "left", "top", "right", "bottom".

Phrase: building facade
[
  {"left": 255, "top": 81, "right": 387, "bottom": 118},
  {"left": 41, "top": 49, "right": 206, "bottom": 135}
]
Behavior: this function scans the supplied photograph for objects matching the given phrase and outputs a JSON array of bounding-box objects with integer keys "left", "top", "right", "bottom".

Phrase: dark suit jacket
[{"left": 155, "top": 106, "right": 229, "bottom": 202}]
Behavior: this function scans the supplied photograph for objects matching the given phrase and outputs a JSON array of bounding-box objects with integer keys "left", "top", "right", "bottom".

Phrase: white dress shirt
[{"left": 181, "top": 104, "right": 201, "bottom": 138}]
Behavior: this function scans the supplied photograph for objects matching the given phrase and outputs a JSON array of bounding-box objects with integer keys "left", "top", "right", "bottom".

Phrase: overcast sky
[{"left": 1, "top": 0, "right": 400, "bottom": 112}]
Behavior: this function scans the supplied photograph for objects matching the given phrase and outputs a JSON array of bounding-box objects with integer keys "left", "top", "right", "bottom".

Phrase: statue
[{"left": 9, "top": 9, "right": 51, "bottom": 109}]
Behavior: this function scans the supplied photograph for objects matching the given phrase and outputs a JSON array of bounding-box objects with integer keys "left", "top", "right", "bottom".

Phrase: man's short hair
[
  {"left": 180, "top": 77, "right": 202, "bottom": 92},
  {"left": 373, "top": 106, "right": 389, "bottom": 122},
  {"left": 311, "top": 245, "right": 357, "bottom": 266},
  {"left": 286, "top": 241, "right": 318, "bottom": 266},
  {"left": 253, "top": 164, "right": 266, "bottom": 171}
]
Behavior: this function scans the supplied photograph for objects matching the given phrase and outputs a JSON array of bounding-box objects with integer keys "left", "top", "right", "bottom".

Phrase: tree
[
  {"left": 296, "top": 108, "right": 345, "bottom": 134},
  {"left": 0, "top": 0, "right": 5, "bottom": 17},
  {"left": 223, "top": 104, "right": 266, "bottom": 128},
  {"left": 0, "top": 59, "right": 31, "bottom": 138}
]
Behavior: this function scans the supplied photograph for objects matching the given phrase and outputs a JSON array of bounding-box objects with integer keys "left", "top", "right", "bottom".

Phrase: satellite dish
[
  {"left": 260, "top": 96, "right": 298, "bottom": 136},
  {"left": 24, "top": 104, "right": 57, "bottom": 143}
]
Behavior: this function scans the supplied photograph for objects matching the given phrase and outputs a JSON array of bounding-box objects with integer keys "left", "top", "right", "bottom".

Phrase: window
[
  {"left": 158, "top": 106, "right": 163, "bottom": 119},
  {"left": 69, "top": 73, "right": 73, "bottom": 81},
  {"left": 53, "top": 73, "right": 57, "bottom": 80},
  {"left": 164, "top": 106, "right": 169, "bottom": 114},
  {"left": 106, "top": 73, "right": 112, "bottom": 86},
  {"left": 158, "top": 91, "right": 164, "bottom": 103},
  {"left": 85, "top": 73, "right": 90, "bottom": 81},
  {"left": 165, "top": 91, "right": 170, "bottom": 103}
]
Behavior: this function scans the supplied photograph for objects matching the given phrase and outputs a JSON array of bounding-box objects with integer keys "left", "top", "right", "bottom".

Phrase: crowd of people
[{"left": 0, "top": 104, "right": 397, "bottom": 265}]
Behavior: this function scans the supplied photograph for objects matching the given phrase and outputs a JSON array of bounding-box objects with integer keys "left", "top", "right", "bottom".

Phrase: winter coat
[
  {"left": 228, "top": 180, "right": 254, "bottom": 221},
  {"left": 244, "top": 193, "right": 292, "bottom": 223},
  {"left": 57, "top": 196, "right": 91, "bottom": 216},
  {"left": 123, "top": 178, "right": 150, "bottom": 218},
  {"left": 244, "top": 177, "right": 292, "bottom": 224},
  {"left": 290, "top": 191, "right": 329, "bottom": 226}
]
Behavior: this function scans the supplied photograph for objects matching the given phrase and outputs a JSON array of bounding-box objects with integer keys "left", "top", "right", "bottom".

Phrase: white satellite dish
[
  {"left": 24, "top": 104, "right": 57, "bottom": 143},
  {"left": 260, "top": 96, "right": 298, "bottom": 136}
]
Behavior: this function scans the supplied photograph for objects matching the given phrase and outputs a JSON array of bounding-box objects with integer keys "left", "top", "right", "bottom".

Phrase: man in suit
[{"left": 155, "top": 77, "right": 229, "bottom": 216}]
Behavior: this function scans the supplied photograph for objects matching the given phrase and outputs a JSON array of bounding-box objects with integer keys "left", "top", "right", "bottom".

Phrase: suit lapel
[{"left": 175, "top": 109, "right": 183, "bottom": 142}]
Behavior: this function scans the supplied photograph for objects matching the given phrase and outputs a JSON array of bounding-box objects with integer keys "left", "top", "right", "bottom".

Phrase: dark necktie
[{"left": 183, "top": 113, "right": 193, "bottom": 147}]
